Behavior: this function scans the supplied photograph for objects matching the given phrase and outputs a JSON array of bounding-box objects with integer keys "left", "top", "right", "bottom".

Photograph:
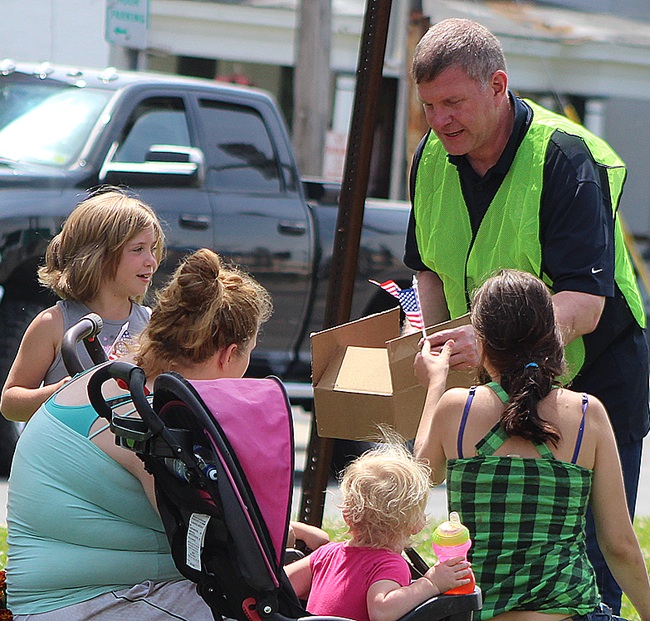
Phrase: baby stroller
[{"left": 63, "top": 314, "right": 483, "bottom": 621}]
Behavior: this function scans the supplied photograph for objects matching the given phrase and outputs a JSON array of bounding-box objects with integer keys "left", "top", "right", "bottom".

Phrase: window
[
  {"left": 115, "top": 97, "right": 190, "bottom": 163},
  {"left": 198, "top": 99, "right": 281, "bottom": 193},
  {"left": 0, "top": 75, "right": 112, "bottom": 167}
]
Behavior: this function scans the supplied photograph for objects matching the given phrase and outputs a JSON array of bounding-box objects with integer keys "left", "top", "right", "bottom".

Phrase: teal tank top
[{"left": 6, "top": 392, "right": 181, "bottom": 614}]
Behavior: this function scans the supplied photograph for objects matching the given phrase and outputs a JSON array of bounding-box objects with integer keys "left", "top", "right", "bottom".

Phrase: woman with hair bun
[
  {"left": 6, "top": 249, "right": 326, "bottom": 620},
  {"left": 136, "top": 248, "right": 271, "bottom": 380},
  {"left": 413, "top": 269, "right": 650, "bottom": 621}
]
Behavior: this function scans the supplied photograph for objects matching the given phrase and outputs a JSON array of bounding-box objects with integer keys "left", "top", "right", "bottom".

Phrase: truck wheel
[{"left": 0, "top": 299, "right": 46, "bottom": 477}]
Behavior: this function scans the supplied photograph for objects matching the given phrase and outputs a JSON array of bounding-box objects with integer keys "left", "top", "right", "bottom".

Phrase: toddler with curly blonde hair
[{"left": 286, "top": 441, "right": 472, "bottom": 621}]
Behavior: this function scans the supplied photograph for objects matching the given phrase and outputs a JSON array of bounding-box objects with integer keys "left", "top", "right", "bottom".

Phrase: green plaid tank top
[{"left": 446, "top": 384, "right": 600, "bottom": 620}]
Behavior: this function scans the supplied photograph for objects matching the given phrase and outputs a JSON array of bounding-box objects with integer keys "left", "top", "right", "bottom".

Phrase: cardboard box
[{"left": 311, "top": 308, "right": 473, "bottom": 441}]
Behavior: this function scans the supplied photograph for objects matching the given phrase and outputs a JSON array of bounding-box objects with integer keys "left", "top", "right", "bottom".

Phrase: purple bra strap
[
  {"left": 571, "top": 393, "right": 589, "bottom": 465},
  {"left": 458, "top": 386, "right": 478, "bottom": 459}
]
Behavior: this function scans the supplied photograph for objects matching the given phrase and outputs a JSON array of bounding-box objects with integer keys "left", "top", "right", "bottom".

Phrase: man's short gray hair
[{"left": 412, "top": 18, "right": 507, "bottom": 86}]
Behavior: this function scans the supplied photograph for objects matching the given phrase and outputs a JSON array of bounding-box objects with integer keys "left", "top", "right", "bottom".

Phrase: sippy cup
[{"left": 432, "top": 511, "right": 476, "bottom": 595}]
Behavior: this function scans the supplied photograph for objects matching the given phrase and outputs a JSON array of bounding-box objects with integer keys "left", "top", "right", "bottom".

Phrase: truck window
[
  {"left": 197, "top": 99, "right": 281, "bottom": 193},
  {"left": 114, "top": 97, "right": 191, "bottom": 163},
  {"left": 0, "top": 75, "right": 112, "bottom": 167}
]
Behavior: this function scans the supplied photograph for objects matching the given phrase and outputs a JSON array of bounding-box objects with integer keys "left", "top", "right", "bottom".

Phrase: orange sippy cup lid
[{"left": 432, "top": 512, "right": 470, "bottom": 546}]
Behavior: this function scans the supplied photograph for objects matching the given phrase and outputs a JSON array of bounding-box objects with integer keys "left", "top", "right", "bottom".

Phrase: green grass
[
  {"left": 0, "top": 519, "right": 648, "bottom": 620},
  {"left": 0, "top": 526, "right": 5, "bottom": 571}
]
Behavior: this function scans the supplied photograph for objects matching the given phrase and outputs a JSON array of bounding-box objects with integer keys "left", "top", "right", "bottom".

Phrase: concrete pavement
[{"left": 1, "top": 405, "right": 650, "bottom": 526}]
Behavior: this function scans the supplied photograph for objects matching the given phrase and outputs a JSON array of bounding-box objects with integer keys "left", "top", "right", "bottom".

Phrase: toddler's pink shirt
[{"left": 306, "top": 541, "right": 412, "bottom": 621}]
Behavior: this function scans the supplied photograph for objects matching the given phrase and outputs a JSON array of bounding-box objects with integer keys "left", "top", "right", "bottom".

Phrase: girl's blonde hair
[
  {"left": 136, "top": 248, "right": 272, "bottom": 378},
  {"left": 340, "top": 440, "right": 432, "bottom": 551},
  {"left": 38, "top": 187, "right": 165, "bottom": 303}
]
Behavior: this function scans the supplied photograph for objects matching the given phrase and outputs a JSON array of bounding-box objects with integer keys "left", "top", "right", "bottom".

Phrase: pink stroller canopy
[{"left": 188, "top": 377, "right": 294, "bottom": 567}]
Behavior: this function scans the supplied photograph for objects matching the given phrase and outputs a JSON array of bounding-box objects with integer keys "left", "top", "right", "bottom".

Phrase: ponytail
[
  {"left": 472, "top": 270, "right": 565, "bottom": 446},
  {"left": 500, "top": 361, "right": 561, "bottom": 446}
]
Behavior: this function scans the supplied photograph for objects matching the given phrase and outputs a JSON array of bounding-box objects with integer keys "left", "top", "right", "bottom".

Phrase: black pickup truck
[{"left": 0, "top": 61, "right": 413, "bottom": 468}]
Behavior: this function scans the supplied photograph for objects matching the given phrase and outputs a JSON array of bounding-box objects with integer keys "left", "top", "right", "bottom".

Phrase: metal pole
[
  {"left": 389, "top": 1, "right": 410, "bottom": 201},
  {"left": 299, "top": 0, "right": 393, "bottom": 527}
]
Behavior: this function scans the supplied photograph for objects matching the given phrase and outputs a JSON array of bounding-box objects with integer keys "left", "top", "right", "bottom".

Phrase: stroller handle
[
  {"left": 61, "top": 313, "right": 108, "bottom": 376},
  {"left": 87, "top": 361, "right": 163, "bottom": 433}
]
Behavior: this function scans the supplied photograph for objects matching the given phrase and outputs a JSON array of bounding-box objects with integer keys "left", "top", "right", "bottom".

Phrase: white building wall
[{"left": 0, "top": 0, "right": 111, "bottom": 67}]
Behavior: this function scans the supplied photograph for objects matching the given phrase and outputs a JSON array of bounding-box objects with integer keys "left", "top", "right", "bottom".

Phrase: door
[{"left": 193, "top": 95, "right": 314, "bottom": 377}]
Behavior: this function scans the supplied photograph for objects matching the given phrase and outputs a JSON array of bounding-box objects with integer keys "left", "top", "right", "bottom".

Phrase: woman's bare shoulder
[
  {"left": 552, "top": 388, "right": 607, "bottom": 417},
  {"left": 547, "top": 387, "right": 611, "bottom": 451},
  {"left": 431, "top": 388, "right": 477, "bottom": 434},
  {"left": 438, "top": 387, "right": 472, "bottom": 409}
]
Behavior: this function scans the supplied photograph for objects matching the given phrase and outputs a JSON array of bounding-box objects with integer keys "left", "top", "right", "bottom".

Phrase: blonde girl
[
  {"left": 286, "top": 441, "right": 471, "bottom": 621},
  {"left": 0, "top": 187, "right": 164, "bottom": 421}
]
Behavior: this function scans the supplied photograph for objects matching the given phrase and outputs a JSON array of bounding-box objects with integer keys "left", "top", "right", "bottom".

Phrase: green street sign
[{"left": 105, "top": 0, "right": 149, "bottom": 50}]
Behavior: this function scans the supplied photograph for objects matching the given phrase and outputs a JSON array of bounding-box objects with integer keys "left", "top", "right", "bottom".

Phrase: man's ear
[{"left": 491, "top": 69, "right": 508, "bottom": 99}]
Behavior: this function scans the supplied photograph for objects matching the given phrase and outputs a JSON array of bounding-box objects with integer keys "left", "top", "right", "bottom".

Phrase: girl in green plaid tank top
[{"left": 412, "top": 270, "right": 650, "bottom": 621}]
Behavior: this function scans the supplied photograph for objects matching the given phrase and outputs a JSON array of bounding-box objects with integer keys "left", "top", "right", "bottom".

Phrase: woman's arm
[
  {"left": 413, "top": 396, "right": 454, "bottom": 485},
  {"left": 0, "top": 307, "right": 69, "bottom": 421},
  {"left": 590, "top": 398, "right": 650, "bottom": 621},
  {"left": 91, "top": 420, "right": 158, "bottom": 511},
  {"left": 413, "top": 340, "right": 453, "bottom": 484},
  {"left": 414, "top": 339, "right": 453, "bottom": 404}
]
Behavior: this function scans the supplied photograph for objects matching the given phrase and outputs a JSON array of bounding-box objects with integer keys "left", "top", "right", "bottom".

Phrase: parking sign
[{"left": 106, "top": 0, "right": 149, "bottom": 50}]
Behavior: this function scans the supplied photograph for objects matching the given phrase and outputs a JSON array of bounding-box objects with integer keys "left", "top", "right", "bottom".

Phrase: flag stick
[{"left": 412, "top": 275, "right": 427, "bottom": 340}]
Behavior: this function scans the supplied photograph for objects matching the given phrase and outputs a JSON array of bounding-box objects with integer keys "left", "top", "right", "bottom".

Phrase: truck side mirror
[{"left": 99, "top": 144, "right": 205, "bottom": 188}]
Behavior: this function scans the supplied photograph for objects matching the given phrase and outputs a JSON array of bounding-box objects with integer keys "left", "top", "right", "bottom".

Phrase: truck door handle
[
  {"left": 179, "top": 214, "right": 211, "bottom": 230},
  {"left": 278, "top": 221, "right": 307, "bottom": 236}
]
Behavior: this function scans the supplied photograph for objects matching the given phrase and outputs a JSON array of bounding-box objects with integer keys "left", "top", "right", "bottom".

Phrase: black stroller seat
[{"left": 88, "top": 362, "right": 481, "bottom": 621}]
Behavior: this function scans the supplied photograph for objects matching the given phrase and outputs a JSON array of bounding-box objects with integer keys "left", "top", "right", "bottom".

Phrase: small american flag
[
  {"left": 107, "top": 321, "right": 131, "bottom": 360},
  {"left": 370, "top": 279, "right": 425, "bottom": 330}
]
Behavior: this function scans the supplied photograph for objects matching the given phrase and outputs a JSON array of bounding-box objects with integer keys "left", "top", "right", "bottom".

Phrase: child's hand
[
  {"left": 414, "top": 339, "right": 454, "bottom": 387},
  {"left": 424, "top": 556, "right": 472, "bottom": 595},
  {"left": 45, "top": 376, "right": 71, "bottom": 399}
]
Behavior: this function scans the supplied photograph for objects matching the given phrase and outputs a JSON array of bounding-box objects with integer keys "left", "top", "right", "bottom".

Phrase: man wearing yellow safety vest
[{"left": 404, "top": 18, "right": 649, "bottom": 615}]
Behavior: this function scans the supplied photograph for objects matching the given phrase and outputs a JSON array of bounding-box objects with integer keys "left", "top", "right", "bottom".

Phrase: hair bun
[{"left": 176, "top": 249, "right": 223, "bottom": 310}]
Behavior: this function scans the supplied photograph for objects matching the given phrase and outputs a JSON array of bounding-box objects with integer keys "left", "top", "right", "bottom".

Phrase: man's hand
[{"left": 425, "top": 324, "right": 479, "bottom": 370}]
